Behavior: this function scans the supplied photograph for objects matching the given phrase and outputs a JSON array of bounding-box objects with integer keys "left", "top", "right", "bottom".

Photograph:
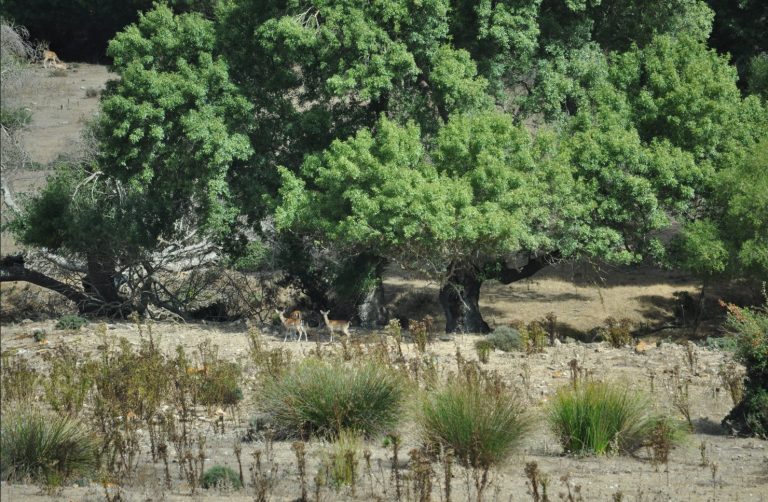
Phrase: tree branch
[{"left": 494, "top": 251, "right": 562, "bottom": 284}]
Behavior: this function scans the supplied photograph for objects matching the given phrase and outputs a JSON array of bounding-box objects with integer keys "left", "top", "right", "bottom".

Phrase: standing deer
[
  {"left": 320, "top": 310, "right": 351, "bottom": 343},
  {"left": 275, "top": 309, "right": 308, "bottom": 342}
]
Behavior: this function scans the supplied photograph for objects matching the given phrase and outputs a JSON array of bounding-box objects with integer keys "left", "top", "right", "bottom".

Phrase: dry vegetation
[{"left": 1, "top": 291, "right": 767, "bottom": 501}]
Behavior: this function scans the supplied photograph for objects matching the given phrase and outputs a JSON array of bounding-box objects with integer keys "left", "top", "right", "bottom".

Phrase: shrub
[
  {"left": 1, "top": 355, "right": 38, "bottom": 404},
  {"left": 419, "top": 379, "right": 528, "bottom": 469},
  {"left": 485, "top": 326, "right": 522, "bottom": 352},
  {"left": 43, "top": 346, "right": 93, "bottom": 417},
  {"left": 549, "top": 381, "right": 683, "bottom": 455},
  {"left": 201, "top": 465, "right": 242, "bottom": 490},
  {"left": 1, "top": 408, "right": 99, "bottom": 483},
  {"left": 55, "top": 314, "right": 87, "bottom": 330},
  {"left": 0, "top": 106, "right": 32, "bottom": 130},
  {"left": 84, "top": 87, "right": 99, "bottom": 98},
  {"left": 599, "top": 317, "right": 633, "bottom": 348},
  {"left": 261, "top": 359, "right": 405, "bottom": 438},
  {"left": 521, "top": 322, "right": 547, "bottom": 353},
  {"left": 721, "top": 300, "right": 768, "bottom": 436},
  {"left": 475, "top": 340, "right": 492, "bottom": 363},
  {"left": 323, "top": 429, "right": 361, "bottom": 488},
  {"left": 198, "top": 361, "right": 243, "bottom": 407}
]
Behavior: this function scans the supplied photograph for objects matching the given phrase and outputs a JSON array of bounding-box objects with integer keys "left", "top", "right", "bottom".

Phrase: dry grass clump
[
  {"left": 261, "top": 358, "right": 406, "bottom": 439},
  {"left": 549, "top": 381, "right": 685, "bottom": 456}
]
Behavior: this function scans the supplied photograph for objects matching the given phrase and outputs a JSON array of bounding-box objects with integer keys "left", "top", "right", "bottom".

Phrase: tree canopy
[{"left": 4, "top": 0, "right": 767, "bottom": 328}]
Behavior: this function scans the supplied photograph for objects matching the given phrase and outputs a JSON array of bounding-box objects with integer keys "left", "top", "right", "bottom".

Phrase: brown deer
[
  {"left": 42, "top": 49, "right": 62, "bottom": 69},
  {"left": 275, "top": 309, "right": 308, "bottom": 342},
  {"left": 319, "top": 310, "right": 351, "bottom": 343}
]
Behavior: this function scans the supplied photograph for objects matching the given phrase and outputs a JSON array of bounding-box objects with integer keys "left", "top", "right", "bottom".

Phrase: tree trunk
[
  {"left": 1, "top": 258, "right": 99, "bottom": 313},
  {"left": 439, "top": 252, "right": 561, "bottom": 333},
  {"left": 84, "top": 253, "right": 122, "bottom": 303},
  {"left": 1, "top": 254, "right": 131, "bottom": 316},
  {"left": 439, "top": 267, "right": 490, "bottom": 334},
  {"left": 357, "top": 279, "right": 388, "bottom": 328}
]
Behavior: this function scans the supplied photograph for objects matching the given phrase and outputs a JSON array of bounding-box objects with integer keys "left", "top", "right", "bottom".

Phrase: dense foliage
[
  {"left": 722, "top": 300, "right": 768, "bottom": 437},
  {"left": 4, "top": 1, "right": 767, "bottom": 329}
]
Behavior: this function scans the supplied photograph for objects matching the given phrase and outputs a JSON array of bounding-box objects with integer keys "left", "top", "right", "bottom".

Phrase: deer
[
  {"left": 319, "top": 310, "right": 351, "bottom": 343},
  {"left": 42, "top": 49, "right": 62, "bottom": 69},
  {"left": 289, "top": 309, "right": 302, "bottom": 320},
  {"left": 275, "top": 309, "right": 308, "bottom": 342}
]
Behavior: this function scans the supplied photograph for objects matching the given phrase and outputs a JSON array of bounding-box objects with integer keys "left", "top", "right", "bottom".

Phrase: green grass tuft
[
  {"left": 261, "top": 359, "right": 405, "bottom": 439},
  {"left": 419, "top": 379, "right": 529, "bottom": 468},
  {"left": 1, "top": 408, "right": 99, "bottom": 483},
  {"left": 549, "top": 381, "right": 683, "bottom": 455}
]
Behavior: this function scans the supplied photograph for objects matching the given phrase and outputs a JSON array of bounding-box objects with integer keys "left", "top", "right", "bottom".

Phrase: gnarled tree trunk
[
  {"left": 439, "top": 266, "right": 490, "bottom": 334},
  {"left": 439, "top": 252, "right": 561, "bottom": 333}
]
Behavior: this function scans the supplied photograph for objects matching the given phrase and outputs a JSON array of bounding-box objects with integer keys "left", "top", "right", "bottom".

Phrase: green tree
[{"left": 4, "top": 5, "right": 252, "bottom": 315}]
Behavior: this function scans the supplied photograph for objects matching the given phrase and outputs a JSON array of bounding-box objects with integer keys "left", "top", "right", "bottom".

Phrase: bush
[
  {"left": 419, "top": 379, "right": 528, "bottom": 469},
  {"left": 201, "top": 465, "right": 242, "bottom": 490},
  {"left": 198, "top": 362, "right": 243, "bottom": 407},
  {"left": 721, "top": 300, "right": 768, "bottom": 436},
  {"left": 55, "top": 314, "right": 87, "bottom": 330},
  {"left": 0, "top": 106, "right": 32, "bottom": 130},
  {"left": 475, "top": 340, "right": 492, "bottom": 363},
  {"left": 323, "top": 429, "right": 361, "bottom": 488},
  {"left": 1, "top": 355, "right": 38, "bottom": 404},
  {"left": 599, "top": 317, "right": 633, "bottom": 348},
  {"left": 1, "top": 408, "right": 99, "bottom": 483},
  {"left": 485, "top": 326, "right": 522, "bottom": 352},
  {"left": 261, "top": 359, "right": 405, "bottom": 439},
  {"left": 549, "top": 381, "right": 683, "bottom": 455}
]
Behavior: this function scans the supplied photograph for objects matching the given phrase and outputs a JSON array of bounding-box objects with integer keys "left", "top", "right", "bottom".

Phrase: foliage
[
  {"left": 0, "top": 355, "right": 38, "bottom": 404},
  {"left": 520, "top": 321, "right": 548, "bottom": 353},
  {"left": 419, "top": 378, "right": 528, "bottom": 469},
  {"left": 485, "top": 326, "right": 523, "bottom": 352},
  {"left": 672, "top": 138, "right": 768, "bottom": 280},
  {"left": 599, "top": 318, "right": 633, "bottom": 348},
  {"left": 197, "top": 361, "right": 243, "bottom": 407},
  {"left": 0, "top": 106, "right": 31, "bottom": 130},
  {"left": 55, "top": 314, "right": 87, "bottom": 330},
  {"left": 97, "top": 4, "right": 252, "bottom": 242},
  {"left": 474, "top": 340, "right": 492, "bottom": 364},
  {"left": 201, "top": 465, "right": 242, "bottom": 490},
  {"left": 43, "top": 347, "right": 93, "bottom": 417},
  {"left": 0, "top": 407, "right": 99, "bottom": 483},
  {"left": 260, "top": 359, "right": 405, "bottom": 439},
  {"left": 748, "top": 53, "right": 768, "bottom": 100},
  {"left": 722, "top": 300, "right": 768, "bottom": 436},
  {"left": 322, "top": 429, "right": 362, "bottom": 488},
  {"left": 549, "top": 381, "right": 683, "bottom": 455}
]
